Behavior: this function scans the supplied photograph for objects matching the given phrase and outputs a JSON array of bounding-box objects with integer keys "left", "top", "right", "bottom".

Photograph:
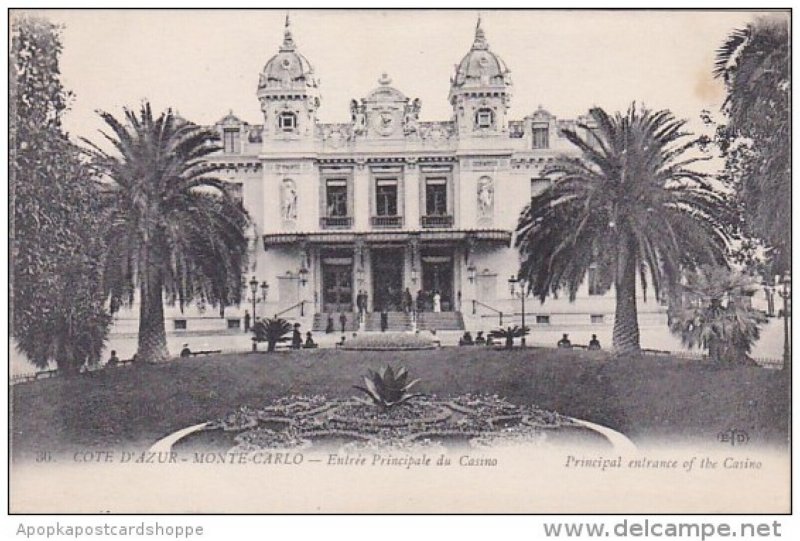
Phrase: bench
[{"left": 187, "top": 349, "right": 222, "bottom": 357}]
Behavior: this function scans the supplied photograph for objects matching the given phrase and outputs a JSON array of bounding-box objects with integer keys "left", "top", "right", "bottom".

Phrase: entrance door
[
  {"left": 322, "top": 262, "right": 353, "bottom": 313},
  {"left": 422, "top": 254, "right": 454, "bottom": 311},
  {"left": 372, "top": 249, "right": 404, "bottom": 311}
]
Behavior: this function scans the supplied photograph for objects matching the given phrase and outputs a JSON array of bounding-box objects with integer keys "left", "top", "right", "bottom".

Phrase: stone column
[
  {"left": 353, "top": 161, "right": 370, "bottom": 230},
  {"left": 405, "top": 159, "right": 420, "bottom": 229}
]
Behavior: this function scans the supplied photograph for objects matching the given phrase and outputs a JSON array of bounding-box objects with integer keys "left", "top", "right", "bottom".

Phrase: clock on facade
[{"left": 373, "top": 110, "right": 396, "bottom": 136}]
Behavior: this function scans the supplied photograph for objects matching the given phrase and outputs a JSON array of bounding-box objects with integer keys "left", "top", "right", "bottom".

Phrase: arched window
[
  {"left": 278, "top": 111, "right": 297, "bottom": 132},
  {"left": 475, "top": 108, "right": 494, "bottom": 129}
]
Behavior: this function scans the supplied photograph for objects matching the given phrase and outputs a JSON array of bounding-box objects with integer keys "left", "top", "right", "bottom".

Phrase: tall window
[
  {"left": 376, "top": 179, "right": 398, "bottom": 216},
  {"left": 425, "top": 178, "right": 448, "bottom": 215},
  {"left": 326, "top": 179, "right": 348, "bottom": 217},
  {"left": 223, "top": 128, "right": 240, "bottom": 154},
  {"left": 587, "top": 266, "right": 601, "bottom": 295},
  {"left": 475, "top": 108, "right": 494, "bottom": 129},
  {"left": 278, "top": 111, "right": 297, "bottom": 132},
  {"left": 532, "top": 125, "right": 550, "bottom": 149}
]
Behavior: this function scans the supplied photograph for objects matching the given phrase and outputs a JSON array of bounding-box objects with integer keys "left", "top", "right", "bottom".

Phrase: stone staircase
[
  {"left": 312, "top": 312, "right": 360, "bottom": 333},
  {"left": 417, "top": 311, "right": 465, "bottom": 331},
  {"left": 364, "top": 311, "right": 413, "bottom": 332}
]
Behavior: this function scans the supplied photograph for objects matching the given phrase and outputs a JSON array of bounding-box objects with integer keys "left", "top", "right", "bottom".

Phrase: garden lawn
[{"left": 10, "top": 347, "right": 790, "bottom": 460}]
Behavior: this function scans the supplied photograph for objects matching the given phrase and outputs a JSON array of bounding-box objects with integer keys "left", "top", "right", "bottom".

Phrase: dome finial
[
  {"left": 378, "top": 72, "right": 392, "bottom": 86},
  {"left": 472, "top": 13, "right": 488, "bottom": 50},
  {"left": 280, "top": 12, "right": 295, "bottom": 52}
]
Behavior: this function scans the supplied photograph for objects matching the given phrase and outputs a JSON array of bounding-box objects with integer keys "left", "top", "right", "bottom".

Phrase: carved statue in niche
[
  {"left": 281, "top": 179, "right": 298, "bottom": 221},
  {"left": 350, "top": 99, "right": 366, "bottom": 135},
  {"left": 404, "top": 98, "right": 421, "bottom": 135},
  {"left": 477, "top": 176, "right": 494, "bottom": 217}
]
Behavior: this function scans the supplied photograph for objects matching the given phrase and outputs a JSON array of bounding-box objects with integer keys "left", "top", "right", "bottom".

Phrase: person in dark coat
[
  {"left": 557, "top": 334, "right": 572, "bottom": 349},
  {"left": 180, "top": 344, "right": 192, "bottom": 357},
  {"left": 107, "top": 350, "right": 120, "bottom": 367},
  {"left": 588, "top": 334, "right": 601, "bottom": 350},
  {"left": 416, "top": 290, "right": 425, "bottom": 312},
  {"left": 326, "top": 314, "right": 334, "bottom": 334},
  {"left": 243, "top": 310, "right": 251, "bottom": 333},
  {"left": 291, "top": 323, "right": 302, "bottom": 349},
  {"left": 339, "top": 312, "right": 348, "bottom": 333}
]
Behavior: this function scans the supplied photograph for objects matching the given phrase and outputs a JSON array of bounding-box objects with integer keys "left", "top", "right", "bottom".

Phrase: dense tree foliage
[
  {"left": 11, "top": 15, "right": 111, "bottom": 374},
  {"left": 516, "top": 104, "right": 734, "bottom": 354},
  {"left": 713, "top": 16, "right": 790, "bottom": 273},
  {"left": 83, "top": 104, "right": 251, "bottom": 363}
]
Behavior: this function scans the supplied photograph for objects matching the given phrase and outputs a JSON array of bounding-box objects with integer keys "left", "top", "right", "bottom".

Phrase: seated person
[
  {"left": 459, "top": 331, "right": 474, "bottom": 346},
  {"left": 303, "top": 331, "right": 318, "bottom": 349},
  {"left": 180, "top": 344, "right": 192, "bottom": 357},
  {"left": 588, "top": 334, "right": 601, "bottom": 350},
  {"left": 557, "top": 334, "right": 572, "bottom": 349},
  {"left": 336, "top": 335, "right": 346, "bottom": 348},
  {"left": 475, "top": 331, "right": 486, "bottom": 345},
  {"left": 107, "top": 350, "right": 120, "bottom": 367}
]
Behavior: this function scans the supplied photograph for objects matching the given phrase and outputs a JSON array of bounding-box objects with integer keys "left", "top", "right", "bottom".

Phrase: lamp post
[
  {"left": 249, "top": 276, "right": 259, "bottom": 352},
  {"left": 298, "top": 266, "right": 309, "bottom": 316},
  {"left": 508, "top": 274, "right": 527, "bottom": 347},
  {"left": 778, "top": 271, "right": 791, "bottom": 370}
]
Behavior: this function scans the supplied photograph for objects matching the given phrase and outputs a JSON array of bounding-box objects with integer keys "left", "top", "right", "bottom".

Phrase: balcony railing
[
  {"left": 320, "top": 216, "right": 353, "bottom": 229},
  {"left": 421, "top": 214, "right": 454, "bottom": 228},
  {"left": 370, "top": 215, "right": 403, "bottom": 228}
]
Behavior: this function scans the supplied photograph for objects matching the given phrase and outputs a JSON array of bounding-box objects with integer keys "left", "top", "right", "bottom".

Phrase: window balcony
[
  {"left": 370, "top": 215, "right": 403, "bottom": 228},
  {"left": 421, "top": 214, "right": 454, "bottom": 228},
  {"left": 320, "top": 216, "right": 353, "bottom": 229}
]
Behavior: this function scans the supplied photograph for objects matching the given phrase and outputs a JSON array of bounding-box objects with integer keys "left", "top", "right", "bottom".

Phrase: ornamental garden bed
[{"left": 339, "top": 332, "right": 437, "bottom": 351}]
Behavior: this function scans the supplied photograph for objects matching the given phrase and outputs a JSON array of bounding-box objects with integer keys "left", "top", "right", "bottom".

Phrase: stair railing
[
  {"left": 472, "top": 299, "right": 503, "bottom": 326},
  {"left": 274, "top": 300, "right": 308, "bottom": 318}
]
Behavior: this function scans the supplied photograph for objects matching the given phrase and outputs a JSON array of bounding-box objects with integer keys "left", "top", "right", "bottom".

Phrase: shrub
[
  {"left": 489, "top": 325, "right": 530, "bottom": 349},
  {"left": 252, "top": 318, "right": 292, "bottom": 353}
]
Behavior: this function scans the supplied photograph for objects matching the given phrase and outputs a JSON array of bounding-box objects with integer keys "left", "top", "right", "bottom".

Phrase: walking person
[
  {"left": 339, "top": 312, "right": 348, "bottom": 333},
  {"left": 326, "top": 314, "right": 334, "bottom": 334},
  {"left": 380, "top": 307, "right": 389, "bottom": 332},
  {"left": 243, "top": 310, "right": 251, "bottom": 333},
  {"left": 291, "top": 323, "right": 302, "bottom": 350},
  {"left": 403, "top": 288, "right": 413, "bottom": 314}
]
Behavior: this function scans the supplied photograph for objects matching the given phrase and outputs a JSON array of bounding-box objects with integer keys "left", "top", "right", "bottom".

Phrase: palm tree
[
  {"left": 83, "top": 103, "right": 250, "bottom": 363},
  {"left": 252, "top": 318, "right": 292, "bottom": 353},
  {"left": 515, "top": 104, "right": 734, "bottom": 355},
  {"left": 668, "top": 265, "right": 767, "bottom": 362}
]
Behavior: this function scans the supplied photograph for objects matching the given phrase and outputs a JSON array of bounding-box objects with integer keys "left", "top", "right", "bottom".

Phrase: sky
[{"left": 23, "top": 9, "right": 771, "bottom": 142}]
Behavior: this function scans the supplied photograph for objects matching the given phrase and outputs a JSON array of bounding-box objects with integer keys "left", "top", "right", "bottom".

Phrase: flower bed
[
  {"left": 339, "top": 332, "right": 437, "bottom": 351},
  {"left": 179, "top": 394, "right": 608, "bottom": 452}
]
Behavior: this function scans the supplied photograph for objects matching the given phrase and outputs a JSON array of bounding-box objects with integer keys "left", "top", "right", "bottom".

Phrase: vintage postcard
[{"left": 8, "top": 8, "right": 791, "bottom": 514}]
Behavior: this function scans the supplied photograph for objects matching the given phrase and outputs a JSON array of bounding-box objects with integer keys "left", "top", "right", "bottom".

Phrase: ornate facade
[{"left": 121, "top": 17, "right": 665, "bottom": 336}]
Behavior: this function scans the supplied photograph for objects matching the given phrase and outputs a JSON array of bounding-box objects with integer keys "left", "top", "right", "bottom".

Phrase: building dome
[
  {"left": 450, "top": 18, "right": 511, "bottom": 94},
  {"left": 258, "top": 16, "right": 317, "bottom": 94}
]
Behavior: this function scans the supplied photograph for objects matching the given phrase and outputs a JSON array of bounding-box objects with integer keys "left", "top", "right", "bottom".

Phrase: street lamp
[
  {"left": 778, "top": 271, "right": 791, "bottom": 370},
  {"left": 298, "top": 266, "right": 309, "bottom": 287},
  {"left": 508, "top": 274, "right": 527, "bottom": 347},
  {"left": 260, "top": 281, "right": 269, "bottom": 302},
  {"left": 467, "top": 264, "right": 477, "bottom": 284},
  {"left": 249, "top": 276, "right": 259, "bottom": 352}
]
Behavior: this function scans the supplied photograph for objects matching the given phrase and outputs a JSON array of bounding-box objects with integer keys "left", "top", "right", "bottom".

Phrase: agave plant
[
  {"left": 488, "top": 325, "right": 530, "bottom": 349},
  {"left": 252, "top": 317, "right": 292, "bottom": 353},
  {"left": 353, "top": 365, "right": 422, "bottom": 410}
]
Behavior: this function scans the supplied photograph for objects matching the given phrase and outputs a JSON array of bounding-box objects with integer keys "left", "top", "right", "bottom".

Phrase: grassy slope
[{"left": 10, "top": 347, "right": 790, "bottom": 458}]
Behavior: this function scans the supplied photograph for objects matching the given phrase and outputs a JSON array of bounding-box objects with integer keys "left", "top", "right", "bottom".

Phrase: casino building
[{"left": 116, "top": 17, "right": 666, "bottom": 337}]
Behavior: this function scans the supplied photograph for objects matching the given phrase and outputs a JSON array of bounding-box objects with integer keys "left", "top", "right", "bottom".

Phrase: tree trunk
[
  {"left": 612, "top": 237, "right": 641, "bottom": 355},
  {"left": 137, "top": 277, "right": 169, "bottom": 363},
  {"left": 267, "top": 339, "right": 276, "bottom": 353}
]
